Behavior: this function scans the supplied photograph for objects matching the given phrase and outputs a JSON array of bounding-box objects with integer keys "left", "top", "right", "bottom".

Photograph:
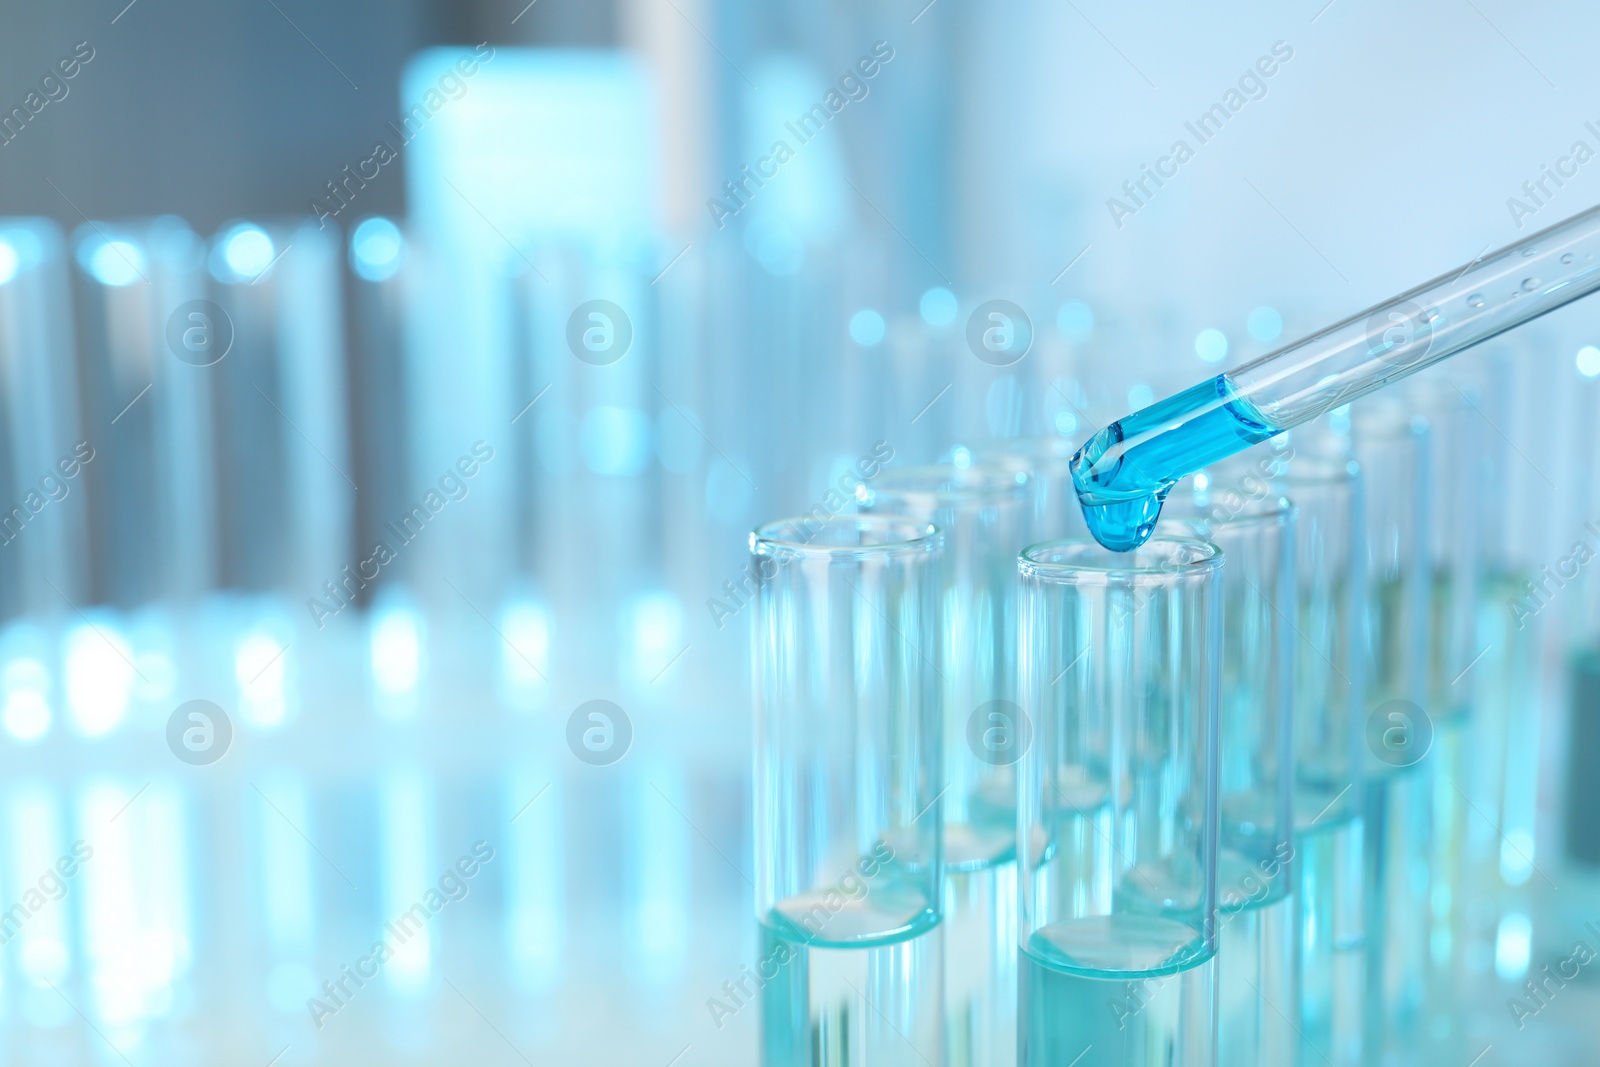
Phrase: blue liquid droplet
[
  {"left": 1072, "top": 375, "right": 1280, "bottom": 551},
  {"left": 1080, "top": 493, "right": 1169, "bottom": 552}
]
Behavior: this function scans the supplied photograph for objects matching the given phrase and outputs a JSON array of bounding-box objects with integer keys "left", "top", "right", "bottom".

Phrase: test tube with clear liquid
[
  {"left": 1349, "top": 397, "right": 1434, "bottom": 1060},
  {"left": 752, "top": 515, "right": 945, "bottom": 1067},
  {"left": 1069, "top": 201, "right": 1600, "bottom": 551},
  {"left": 1272, "top": 446, "right": 1367, "bottom": 1067},
  {"left": 1548, "top": 370, "right": 1600, "bottom": 969},
  {"left": 1465, "top": 352, "right": 1553, "bottom": 968},
  {"left": 1018, "top": 536, "right": 1222, "bottom": 1067},
  {"left": 862, "top": 463, "right": 1031, "bottom": 1067},
  {"left": 1407, "top": 372, "right": 1481, "bottom": 1059},
  {"left": 1159, "top": 474, "right": 1296, "bottom": 1067}
]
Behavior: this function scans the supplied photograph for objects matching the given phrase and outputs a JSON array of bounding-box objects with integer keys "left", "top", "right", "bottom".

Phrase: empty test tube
[
  {"left": 71, "top": 217, "right": 215, "bottom": 606},
  {"left": 0, "top": 219, "right": 89, "bottom": 616}
]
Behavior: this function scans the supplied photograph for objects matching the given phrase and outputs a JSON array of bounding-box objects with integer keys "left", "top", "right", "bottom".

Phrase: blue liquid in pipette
[{"left": 1071, "top": 375, "right": 1281, "bottom": 551}]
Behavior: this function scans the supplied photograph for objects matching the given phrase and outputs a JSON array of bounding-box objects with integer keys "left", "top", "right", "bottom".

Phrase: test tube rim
[
  {"left": 1018, "top": 534, "right": 1222, "bottom": 582},
  {"left": 750, "top": 514, "right": 940, "bottom": 561},
  {"left": 867, "top": 461, "right": 1031, "bottom": 507}
]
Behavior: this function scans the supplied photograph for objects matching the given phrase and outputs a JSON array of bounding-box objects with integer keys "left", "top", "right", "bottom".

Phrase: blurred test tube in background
[
  {"left": 1351, "top": 396, "right": 1433, "bottom": 1059},
  {"left": 1161, "top": 473, "right": 1296, "bottom": 1067},
  {"left": 1275, "top": 442, "right": 1366, "bottom": 1067}
]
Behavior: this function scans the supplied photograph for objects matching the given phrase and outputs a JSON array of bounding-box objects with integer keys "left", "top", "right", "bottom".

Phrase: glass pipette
[{"left": 1071, "top": 201, "right": 1600, "bottom": 550}]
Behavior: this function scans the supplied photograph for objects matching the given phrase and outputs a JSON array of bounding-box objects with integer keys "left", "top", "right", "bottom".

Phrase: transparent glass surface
[
  {"left": 1017, "top": 536, "right": 1222, "bottom": 1067},
  {"left": 1160, "top": 478, "right": 1296, "bottom": 1067},
  {"left": 751, "top": 515, "right": 944, "bottom": 949},
  {"left": 1271, "top": 443, "right": 1369, "bottom": 1067},
  {"left": 861, "top": 464, "right": 1031, "bottom": 871},
  {"left": 1071, "top": 203, "right": 1600, "bottom": 551}
]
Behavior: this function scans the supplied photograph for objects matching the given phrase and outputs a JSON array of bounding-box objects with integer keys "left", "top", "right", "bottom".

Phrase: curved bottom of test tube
[{"left": 1071, "top": 374, "right": 1281, "bottom": 550}]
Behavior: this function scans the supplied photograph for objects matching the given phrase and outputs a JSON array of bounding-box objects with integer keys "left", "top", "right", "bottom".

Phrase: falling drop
[
  {"left": 1522, "top": 277, "right": 1540, "bottom": 292},
  {"left": 1468, "top": 293, "right": 1486, "bottom": 308}
]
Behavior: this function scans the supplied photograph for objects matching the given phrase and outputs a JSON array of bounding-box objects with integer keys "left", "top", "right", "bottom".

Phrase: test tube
[
  {"left": 71, "top": 217, "right": 215, "bottom": 607},
  {"left": 1551, "top": 363, "right": 1600, "bottom": 960},
  {"left": 207, "top": 219, "right": 351, "bottom": 597},
  {"left": 1350, "top": 398, "right": 1433, "bottom": 1057},
  {"left": 1159, "top": 477, "right": 1296, "bottom": 1067},
  {"left": 0, "top": 219, "right": 88, "bottom": 617},
  {"left": 344, "top": 217, "right": 412, "bottom": 610},
  {"left": 1466, "top": 351, "right": 1551, "bottom": 971},
  {"left": 974, "top": 436, "right": 1089, "bottom": 544},
  {"left": 1407, "top": 373, "right": 1481, "bottom": 1056},
  {"left": 862, "top": 463, "right": 1029, "bottom": 1067},
  {"left": 1018, "top": 536, "right": 1222, "bottom": 1067},
  {"left": 752, "top": 514, "right": 944, "bottom": 1067},
  {"left": 1273, "top": 447, "right": 1366, "bottom": 1067}
]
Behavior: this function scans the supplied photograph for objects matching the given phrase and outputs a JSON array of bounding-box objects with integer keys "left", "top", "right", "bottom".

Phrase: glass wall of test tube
[
  {"left": 1159, "top": 477, "right": 1296, "bottom": 1067},
  {"left": 862, "top": 461, "right": 1033, "bottom": 1067},
  {"left": 751, "top": 515, "right": 946, "bottom": 1067},
  {"left": 1272, "top": 445, "right": 1367, "bottom": 1067},
  {"left": 1017, "top": 536, "right": 1223, "bottom": 1067}
]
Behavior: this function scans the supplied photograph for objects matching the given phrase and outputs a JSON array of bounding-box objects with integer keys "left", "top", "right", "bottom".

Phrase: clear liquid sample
[
  {"left": 1565, "top": 646, "right": 1600, "bottom": 866},
  {"left": 1215, "top": 810, "right": 1294, "bottom": 1067},
  {"left": 1070, "top": 375, "right": 1278, "bottom": 551},
  {"left": 766, "top": 877, "right": 941, "bottom": 949},
  {"left": 1362, "top": 765, "right": 1431, "bottom": 1057},
  {"left": 1217, "top": 892, "right": 1294, "bottom": 1067},
  {"left": 1423, "top": 570, "right": 1472, "bottom": 1031},
  {"left": 1020, "top": 915, "right": 1216, "bottom": 1067},
  {"left": 945, "top": 863, "right": 1018, "bottom": 1067},
  {"left": 1468, "top": 568, "right": 1545, "bottom": 894},
  {"left": 761, "top": 920, "right": 944, "bottom": 1067},
  {"left": 1293, "top": 799, "right": 1364, "bottom": 1067},
  {"left": 1423, "top": 709, "right": 1470, "bottom": 1060}
]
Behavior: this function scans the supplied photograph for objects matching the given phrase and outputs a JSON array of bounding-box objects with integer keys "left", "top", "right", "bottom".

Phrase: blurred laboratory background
[{"left": 2, "top": 0, "right": 1600, "bottom": 1063}]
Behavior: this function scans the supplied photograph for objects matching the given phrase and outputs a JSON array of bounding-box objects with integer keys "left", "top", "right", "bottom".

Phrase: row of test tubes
[
  {"left": 747, "top": 354, "right": 1597, "bottom": 1066},
  {"left": 0, "top": 197, "right": 1593, "bottom": 1063}
]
